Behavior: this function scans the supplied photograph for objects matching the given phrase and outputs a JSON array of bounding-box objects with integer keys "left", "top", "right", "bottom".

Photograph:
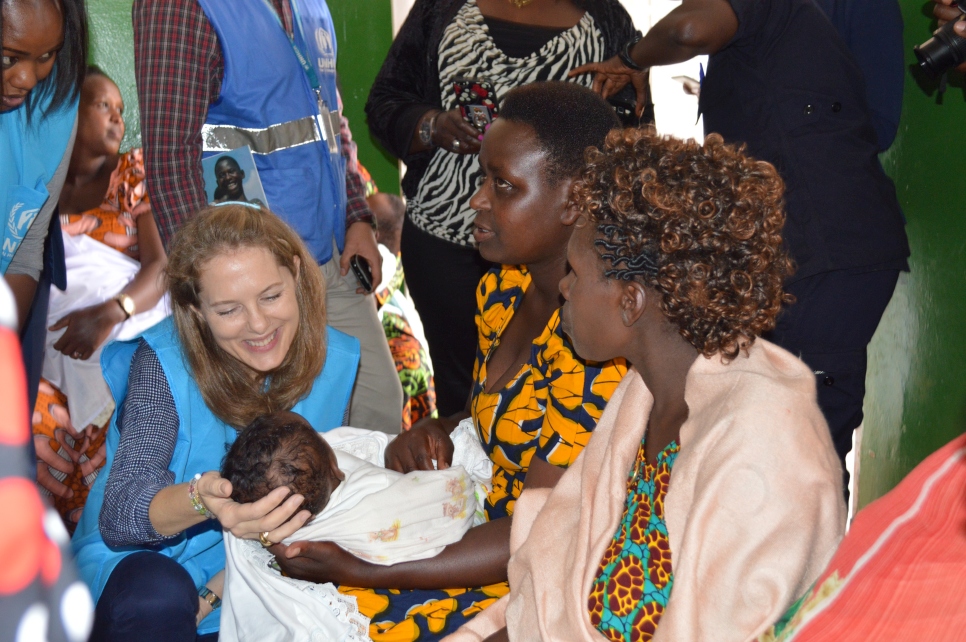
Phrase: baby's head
[{"left": 222, "top": 411, "right": 343, "bottom": 515}]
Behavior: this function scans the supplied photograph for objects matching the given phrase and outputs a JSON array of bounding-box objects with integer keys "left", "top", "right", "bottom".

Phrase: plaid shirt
[{"left": 132, "top": 0, "right": 374, "bottom": 251}]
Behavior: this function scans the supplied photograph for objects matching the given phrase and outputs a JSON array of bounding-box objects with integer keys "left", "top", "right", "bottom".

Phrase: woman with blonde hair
[{"left": 72, "top": 204, "right": 361, "bottom": 641}]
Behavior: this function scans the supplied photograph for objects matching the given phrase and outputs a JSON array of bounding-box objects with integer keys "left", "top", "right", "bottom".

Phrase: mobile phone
[
  {"left": 453, "top": 78, "right": 499, "bottom": 133},
  {"left": 607, "top": 84, "right": 649, "bottom": 127},
  {"left": 349, "top": 254, "right": 374, "bottom": 293}
]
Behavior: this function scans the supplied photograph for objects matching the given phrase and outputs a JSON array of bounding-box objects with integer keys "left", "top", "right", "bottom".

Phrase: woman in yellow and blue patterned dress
[{"left": 271, "top": 82, "right": 627, "bottom": 641}]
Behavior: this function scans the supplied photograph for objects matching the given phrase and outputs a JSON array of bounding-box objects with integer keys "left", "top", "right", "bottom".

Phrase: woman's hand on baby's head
[{"left": 206, "top": 480, "right": 312, "bottom": 542}]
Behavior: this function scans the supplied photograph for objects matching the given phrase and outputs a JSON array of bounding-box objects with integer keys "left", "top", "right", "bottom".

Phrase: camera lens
[{"left": 915, "top": 17, "right": 966, "bottom": 77}]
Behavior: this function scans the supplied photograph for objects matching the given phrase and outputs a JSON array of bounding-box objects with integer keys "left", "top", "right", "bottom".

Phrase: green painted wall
[
  {"left": 329, "top": 0, "right": 400, "bottom": 195},
  {"left": 87, "top": 0, "right": 139, "bottom": 152},
  {"left": 858, "top": 4, "right": 966, "bottom": 508}
]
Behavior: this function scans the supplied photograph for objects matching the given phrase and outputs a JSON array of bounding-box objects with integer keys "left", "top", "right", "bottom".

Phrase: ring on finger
[
  {"left": 452, "top": 139, "right": 461, "bottom": 151},
  {"left": 258, "top": 531, "right": 273, "bottom": 547}
]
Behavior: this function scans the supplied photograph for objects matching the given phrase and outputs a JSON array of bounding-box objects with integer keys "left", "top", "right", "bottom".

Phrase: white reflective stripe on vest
[{"left": 201, "top": 111, "right": 341, "bottom": 154}]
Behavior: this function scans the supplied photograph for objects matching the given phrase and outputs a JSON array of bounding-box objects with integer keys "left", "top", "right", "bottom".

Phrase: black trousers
[
  {"left": 400, "top": 216, "right": 492, "bottom": 416},
  {"left": 90, "top": 552, "right": 219, "bottom": 642},
  {"left": 765, "top": 266, "right": 901, "bottom": 497}
]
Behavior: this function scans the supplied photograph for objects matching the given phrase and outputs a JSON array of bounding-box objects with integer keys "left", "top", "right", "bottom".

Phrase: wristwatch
[
  {"left": 619, "top": 33, "right": 645, "bottom": 71},
  {"left": 198, "top": 586, "right": 222, "bottom": 610},
  {"left": 419, "top": 111, "right": 440, "bottom": 147},
  {"left": 114, "top": 293, "right": 136, "bottom": 319}
]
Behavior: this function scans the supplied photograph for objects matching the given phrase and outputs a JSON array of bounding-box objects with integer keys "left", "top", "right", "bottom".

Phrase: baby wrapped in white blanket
[{"left": 220, "top": 412, "right": 491, "bottom": 642}]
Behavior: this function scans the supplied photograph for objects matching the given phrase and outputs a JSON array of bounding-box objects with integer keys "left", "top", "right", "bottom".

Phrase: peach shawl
[{"left": 446, "top": 339, "right": 846, "bottom": 642}]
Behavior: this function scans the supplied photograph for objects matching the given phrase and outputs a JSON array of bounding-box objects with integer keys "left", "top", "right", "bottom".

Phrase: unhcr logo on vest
[
  {"left": 315, "top": 27, "right": 336, "bottom": 73},
  {"left": 3, "top": 202, "right": 40, "bottom": 265}
]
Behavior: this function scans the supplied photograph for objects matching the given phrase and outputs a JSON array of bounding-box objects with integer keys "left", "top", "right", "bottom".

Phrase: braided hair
[{"left": 573, "top": 129, "right": 794, "bottom": 359}]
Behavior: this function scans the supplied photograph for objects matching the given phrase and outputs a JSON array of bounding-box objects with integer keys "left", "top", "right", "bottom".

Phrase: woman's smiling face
[
  {"left": 196, "top": 246, "right": 301, "bottom": 373},
  {"left": 1, "top": 0, "right": 64, "bottom": 112},
  {"left": 469, "top": 118, "right": 574, "bottom": 267}
]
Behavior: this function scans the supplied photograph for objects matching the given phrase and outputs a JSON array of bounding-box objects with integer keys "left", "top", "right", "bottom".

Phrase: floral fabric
[
  {"left": 60, "top": 149, "right": 150, "bottom": 260},
  {"left": 376, "top": 255, "right": 437, "bottom": 431}
]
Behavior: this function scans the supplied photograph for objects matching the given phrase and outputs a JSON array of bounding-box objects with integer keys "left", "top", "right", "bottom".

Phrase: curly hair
[
  {"left": 222, "top": 412, "right": 339, "bottom": 516},
  {"left": 166, "top": 205, "right": 327, "bottom": 428},
  {"left": 572, "top": 129, "right": 794, "bottom": 359}
]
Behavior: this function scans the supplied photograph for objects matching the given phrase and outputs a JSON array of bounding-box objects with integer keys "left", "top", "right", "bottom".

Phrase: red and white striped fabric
[{"left": 763, "top": 434, "right": 966, "bottom": 641}]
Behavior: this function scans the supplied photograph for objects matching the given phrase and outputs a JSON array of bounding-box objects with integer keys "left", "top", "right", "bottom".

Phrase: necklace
[{"left": 507, "top": 0, "right": 536, "bottom": 7}]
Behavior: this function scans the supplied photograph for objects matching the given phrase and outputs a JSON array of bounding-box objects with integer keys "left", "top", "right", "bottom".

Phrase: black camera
[{"left": 915, "top": 0, "right": 966, "bottom": 77}]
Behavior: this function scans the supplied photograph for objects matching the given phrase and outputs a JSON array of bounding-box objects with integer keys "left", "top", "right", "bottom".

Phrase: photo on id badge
[{"left": 203, "top": 146, "right": 270, "bottom": 209}]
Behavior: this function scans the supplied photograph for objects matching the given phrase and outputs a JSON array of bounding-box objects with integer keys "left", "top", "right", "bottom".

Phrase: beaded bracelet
[
  {"left": 199, "top": 586, "right": 222, "bottom": 610},
  {"left": 188, "top": 473, "right": 216, "bottom": 519}
]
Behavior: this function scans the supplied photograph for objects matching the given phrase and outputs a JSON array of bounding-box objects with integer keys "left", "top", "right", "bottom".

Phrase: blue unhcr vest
[
  {"left": 0, "top": 91, "right": 77, "bottom": 274},
  {"left": 197, "top": 0, "right": 347, "bottom": 266},
  {"left": 72, "top": 317, "right": 359, "bottom": 634}
]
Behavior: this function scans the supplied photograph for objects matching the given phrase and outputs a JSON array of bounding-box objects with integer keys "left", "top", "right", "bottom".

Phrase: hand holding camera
[{"left": 916, "top": 0, "right": 966, "bottom": 76}]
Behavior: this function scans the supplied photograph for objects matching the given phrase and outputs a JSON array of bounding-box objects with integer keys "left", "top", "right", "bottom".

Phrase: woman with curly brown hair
[{"left": 447, "top": 130, "right": 846, "bottom": 642}]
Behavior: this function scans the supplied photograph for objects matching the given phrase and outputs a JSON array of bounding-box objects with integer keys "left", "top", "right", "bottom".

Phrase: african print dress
[
  {"left": 33, "top": 149, "right": 149, "bottom": 532},
  {"left": 375, "top": 253, "right": 437, "bottom": 431},
  {"left": 340, "top": 266, "right": 627, "bottom": 641},
  {"left": 589, "top": 439, "right": 679, "bottom": 642},
  {"left": 470, "top": 267, "right": 627, "bottom": 519}
]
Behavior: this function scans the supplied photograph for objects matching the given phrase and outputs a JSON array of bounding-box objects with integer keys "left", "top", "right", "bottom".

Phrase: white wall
[
  {"left": 391, "top": 0, "right": 415, "bottom": 35},
  {"left": 621, "top": 0, "right": 704, "bottom": 142}
]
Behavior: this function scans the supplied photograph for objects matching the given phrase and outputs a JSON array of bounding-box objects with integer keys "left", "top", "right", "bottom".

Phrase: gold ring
[{"left": 258, "top": 531, "right": 273, "bottom": 547}]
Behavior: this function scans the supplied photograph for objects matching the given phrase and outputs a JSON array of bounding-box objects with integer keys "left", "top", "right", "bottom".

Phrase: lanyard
[
  {"left": 259, "top": 0, "right": 321, "bottom": 89},
  {"left": 257, "top": 0, "right": 340, "bottom": 155}
]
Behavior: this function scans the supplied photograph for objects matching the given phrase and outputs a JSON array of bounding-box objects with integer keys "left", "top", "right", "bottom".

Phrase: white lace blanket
[{"left": 220, "top": 422, "right": 491, "bottom": 642}]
